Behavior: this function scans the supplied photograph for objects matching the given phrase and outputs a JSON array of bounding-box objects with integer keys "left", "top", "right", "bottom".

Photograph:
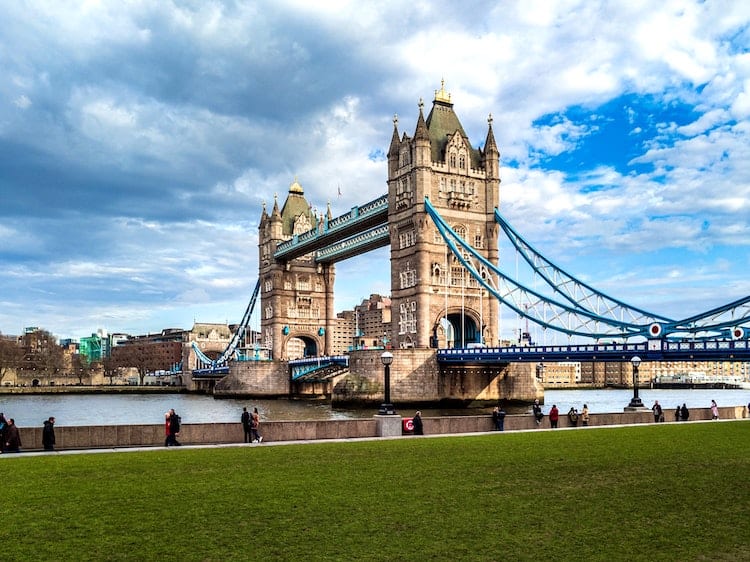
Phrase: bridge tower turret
[
  {"left": 258, "top": 179, "right": 335, "bottom": 360},
  {"left": 387, "top": 82, "right": 500, "bottom": 349}
]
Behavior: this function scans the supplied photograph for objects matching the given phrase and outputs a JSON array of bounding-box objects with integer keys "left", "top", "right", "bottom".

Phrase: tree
[
  {"left": 71, "top": 353, "right": 91, "bottom": 385},
  {"left": 0, "top": 333, "right": 23, "bottom": 386},
  {"left": 20, "top": 329, "right": 65, "bottom": 384},
  {"left": 102, "top": 356, "right": 119, "bottom": 385}
]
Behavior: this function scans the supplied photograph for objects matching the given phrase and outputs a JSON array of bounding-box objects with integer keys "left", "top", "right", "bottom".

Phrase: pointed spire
[
  {"left": 326, "top": 201, "right": 333, "bottom": 220},
  {"left": 388, "top": 113, "right": 400, "bottom": 158},
  {"left": 414, "top": 98, "right": 429, "bottom": 141},
  {"left": 271, "top": 193, "right": 281, "bottom": 219},
  {"left": 484, "top": 113, "right": 499, "bottom": 155}
]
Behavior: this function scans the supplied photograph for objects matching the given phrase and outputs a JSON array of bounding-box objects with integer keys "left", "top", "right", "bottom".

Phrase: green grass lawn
[{"left": 1, "top": 422, "right": 748, "bottom": 561}]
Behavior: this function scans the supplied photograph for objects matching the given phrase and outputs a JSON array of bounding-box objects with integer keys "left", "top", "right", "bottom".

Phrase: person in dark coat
[
  {"left": 165, "top": 409, "right": 181, "bottom": 446},
  {"left": 42, "top": 417, "right": 56, "bottom": 451},
  {"left": 412, "top": 411, "right": 424, "bottom": 435},
  {"left": 241, "top": 407, "right": 252, "bottom": 443},
  {"left": 680, "top": 403, "right": 689, "bottom": 421},
  {"left": 0, "top": 412, "right": 7, "bottom": 448},
  {"left": 532, "top": 399, "right": 544, "bottom": 425},
  {"left": 4, "top": 418, "right": 21, "bottom": 453}
]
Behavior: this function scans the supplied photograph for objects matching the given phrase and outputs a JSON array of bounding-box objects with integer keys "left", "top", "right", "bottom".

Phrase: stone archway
[
  {"left": 285, "top": 335, "right": 319, "bottom": 359},
  {"left": 433, "top": 310, "right": 482, "bottom": 348}
]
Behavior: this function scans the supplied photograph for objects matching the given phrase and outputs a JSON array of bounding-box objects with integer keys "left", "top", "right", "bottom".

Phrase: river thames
[{"left": 1, "top": 388, "right": 749, "bottom": 427}]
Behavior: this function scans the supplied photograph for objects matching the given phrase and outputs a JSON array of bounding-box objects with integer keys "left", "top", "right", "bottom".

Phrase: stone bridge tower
[
  {"left": 387, "top": 83, "right": 500, "bottom": 349},
  {"left": 258, "top": 179, "right": 335, "bottom": 360}
]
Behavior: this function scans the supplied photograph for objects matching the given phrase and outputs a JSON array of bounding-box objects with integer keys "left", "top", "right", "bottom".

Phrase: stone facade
[
  {"left": 258, "top": 180, "right": 335, "bottom": 360},
  {"left": 386, "top": 83, "right": 500, "bottom": 350}
]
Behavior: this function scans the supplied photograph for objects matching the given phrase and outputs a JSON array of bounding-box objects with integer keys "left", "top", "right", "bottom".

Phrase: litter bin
[{"left": 402, "top": 417, "right": 414, "bottom": 435}]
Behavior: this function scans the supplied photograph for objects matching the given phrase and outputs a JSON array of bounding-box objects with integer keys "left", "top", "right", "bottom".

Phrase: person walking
[
  {"left": 652, "top": 400, "right": 663, "bottom": 423},
  {"left": 413, "top": 410, "right": 424, "bottom": 435},
  {"left": 250, "top": 407, "right": 262, "bottom": 443},
  {"left": 680, "top": 403, "right": 690, "bottom": 422},
  {"left": 42, "top": 416, "right": 56, "bottom": 451},
  {"left": 581, "top": 404, "right": 590, "bottom": 427},
  {"left": 549, "top": 404, "right": 559, "bottom": 428},
  {"left": 567, "top": 407, "right": 579, "bottom": 427},
  {"left": 710, "top": 400, "right": 719, "bottom": 420},
  {"left": 675, "top": 405, "right": 681, "bottom": 421},
  {"left": 165, "top": 409, "right": 181, "bottom": 446},
  {"left": 241, "top": 407, "right": 252, "bottom": 443},
  {"left": 4, "top": 418, "right": 21, "bottom": 453}
]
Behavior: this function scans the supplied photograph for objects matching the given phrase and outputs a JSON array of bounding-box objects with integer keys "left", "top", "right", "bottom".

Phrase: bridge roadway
[
  {"left": 437, "top": 338, "right": 750, "bottom": 363},
  {"left": 273, "top": 194, "right": 388, "bottom": 262}
]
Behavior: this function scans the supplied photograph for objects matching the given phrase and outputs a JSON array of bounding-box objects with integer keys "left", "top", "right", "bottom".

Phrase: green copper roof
[
  {"left": 280, "top": 181, "right": 317, "bottom": 236},
  {"left": 425, "top": 99, "right": 482, "bottom": 167}
]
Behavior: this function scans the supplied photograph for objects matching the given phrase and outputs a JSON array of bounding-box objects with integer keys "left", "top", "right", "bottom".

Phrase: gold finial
[
  {"left": 393, "top": 113, "right": 398, "bottom": 127},
  {"left": 289, "top": 176, "right": 303, "bottom": 194},
  {"left": 418, "top": 98, "right": 424, "bottom": 111},
  {"left": 434, "top": 78, "right": 451, "bottom": 103},
  {"left": 488, "top": 113, "right": 493, "bottom": 126}
]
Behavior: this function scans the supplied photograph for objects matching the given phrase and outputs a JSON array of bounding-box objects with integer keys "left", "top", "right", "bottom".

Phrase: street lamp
[
  {"left": 627, "top": 355, "right": 645, "bottom": 409},
  {"left": 378, "top": 351, "right": 396, "bottom": 415}
]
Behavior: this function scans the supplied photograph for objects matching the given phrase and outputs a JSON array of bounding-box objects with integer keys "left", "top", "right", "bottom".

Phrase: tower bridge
[{"left": 194, "top": 83, "right": 750, "bottom": 406}]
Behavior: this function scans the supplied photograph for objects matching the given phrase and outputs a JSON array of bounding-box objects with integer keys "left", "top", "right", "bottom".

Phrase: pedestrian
[
  {"left": 496, "top": 404, "right": 506, "bottom": 432},
  {"left": 680, "top": 403, "right": 689, "bottom": 422},
  {"left": 532, "top": 399, "right": 544, "bottom": 426},
  {"left": 4, "top": 418, "right": 21, "bottom": 453},
  {"left": 675, "top": 405, "right": 681, "bottom": 421},
  {"left": 413, "top": 410, "right": 424, "bottom": 435},
  {"left": 165, "top": 408, "right": 181, "bottom": 446},
  {"left": 549, "top": 404, "right": 559, "bottom": 428},
  {"left": 0, "top": 412, "right": 7, "bottom": 448},
  {"left": 42, "top": 416, "right": 56, "bottom": 451},
  {"left": 652, "top": 400, "right": 663, "bottom": 423},
  {"left": 710, "top": 400, "right": 719, "bottom": 420},
  {"left": 251, "top": 407, "right": 262, "bottom": 443},
  {"left": 241, "top": 407, "right": 252, "bottom": 443},
  {"left": 581, "top": 404, "right": 590, "bottom": 427},
  {"left": 567, "top": 407, "right": 579, "bottom": 427}
]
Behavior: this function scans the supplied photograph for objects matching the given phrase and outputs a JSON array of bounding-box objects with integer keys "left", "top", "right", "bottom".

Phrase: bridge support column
[{"left": 375, "top": 414, "right": 403, "bottom": 437}]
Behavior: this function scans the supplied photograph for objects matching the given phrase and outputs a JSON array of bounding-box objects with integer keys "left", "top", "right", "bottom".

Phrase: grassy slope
[{"left": 1, "top": 422, "right": 748, "bottom": 561}]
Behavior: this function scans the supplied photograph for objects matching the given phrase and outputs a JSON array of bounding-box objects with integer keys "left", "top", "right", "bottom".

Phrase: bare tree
[
  {"left": 20, "top": 329, "right": 65, "bottom": 384},
  {"left": 0, "top": 333, "right": 23, "bottom": 386}
]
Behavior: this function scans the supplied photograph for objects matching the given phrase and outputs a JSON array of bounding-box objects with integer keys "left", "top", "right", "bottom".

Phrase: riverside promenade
[{"left": 3, "top": 405, "right": 748, "bottom": 454}]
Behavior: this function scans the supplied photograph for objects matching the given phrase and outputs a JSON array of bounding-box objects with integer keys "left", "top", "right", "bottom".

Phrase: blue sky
[{"left": 1, "top": 1, "right": 749, "bottom": 343}]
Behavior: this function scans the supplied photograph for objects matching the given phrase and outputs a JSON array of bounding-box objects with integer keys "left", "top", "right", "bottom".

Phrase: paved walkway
[{"left": 1, "top": 418, "right": 742, "bottom": 458}]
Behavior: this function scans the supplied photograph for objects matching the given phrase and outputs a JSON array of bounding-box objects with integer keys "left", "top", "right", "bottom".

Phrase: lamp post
[
  {"left": 627, "top": 355, "right": 645, "bottom": 409},
  {"left": 378, "top": 351, "right": 396, "bottom": 415}
]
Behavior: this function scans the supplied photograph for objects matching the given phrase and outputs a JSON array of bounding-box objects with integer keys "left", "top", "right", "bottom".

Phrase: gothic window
[
  {"left": 297, "top": 275, "right": 311, "bottom": 291},
  {"left": 264, "top": 279, "right": 272, "bottom": 292},
  {"left": 454, "top": 225, "right": 466, "bottom": 240},
  {"left": 315, "top": 281, "right": 322, "bottom": 292},
  {"left": 263, "top": 328, "right": 273, "bottom": 349},
  {"left": 284, "top": 279, "right": 292, "bottom": 290},
  {"left": 449, "top": 152, "right": 457, "bottom": 167},
  {"left": 265, "top": 304, "right": 273, "bottom": 319},
  {"left": 439, "top": 177, "right": 446, "bottom": 194},
  {"left": 450, "top": 266, "right": 465, "bottom": 286},
  {"left": 400, "top": 262, "right": 417, "bottom": 288},
  {"left": 468, "top": 181, "right": 475, "bottom": 195},
  {"left": 293, "top": 214, "right": 312, "bottom": 235},
  {"left": 450, "top": 179, "right": 456, "bottom": 191},
  {"left": 398, "top": 301, "right": 417, "bottom": 334},
  {"left": 459, "top": 153, "right": 466, "bottom": 169},
  {"left": 398, "top": 228, "right": 416, "bottom": 249},
  {"left": 474, "top": 231, "right": 483, "bottom": 249}
]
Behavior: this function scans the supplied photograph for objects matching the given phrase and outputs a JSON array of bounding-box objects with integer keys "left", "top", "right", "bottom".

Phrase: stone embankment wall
[
  {"left": 335, "top": 349, "right": 544, "bottom": 406},
  {"left": 214, "top": 361, "right": 290, "bottom": 397},
  {"left": 10, "top": 406, "right": 748, "bottom": 452}
]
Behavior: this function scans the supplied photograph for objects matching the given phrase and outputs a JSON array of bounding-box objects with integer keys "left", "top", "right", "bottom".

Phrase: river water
[{"left": 2, "top": 388, "right": 749, "bottom": 427}]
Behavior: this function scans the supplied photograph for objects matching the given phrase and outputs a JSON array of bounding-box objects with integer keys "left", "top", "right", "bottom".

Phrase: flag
[{"left": 337, "top": 185, "right": 342, "bottom": 198}]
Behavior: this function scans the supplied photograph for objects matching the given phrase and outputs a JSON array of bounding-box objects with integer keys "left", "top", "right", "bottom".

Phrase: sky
[{"left": 1, "top": 0, "right": 750, "bottom": 343}]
